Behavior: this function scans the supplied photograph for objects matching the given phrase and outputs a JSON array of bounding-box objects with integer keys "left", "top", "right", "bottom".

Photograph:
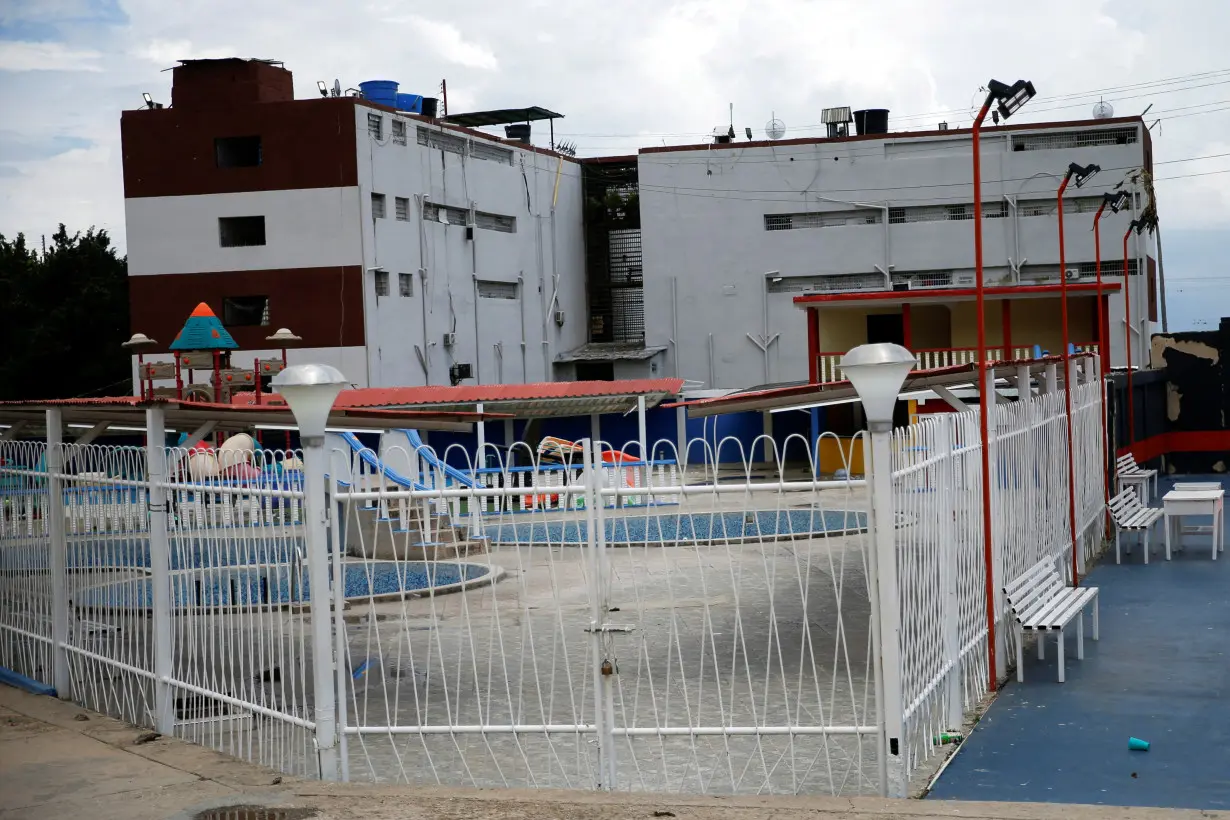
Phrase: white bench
[
  {"left": 1116, "top": 454, "right": 1158, "bottom": 504},
  {"left": 1004, "top": 558, "right": 1099, "bottom": 683},
  {"left": 1108, "top": 488, "right": 1164, "bottom": 564}
]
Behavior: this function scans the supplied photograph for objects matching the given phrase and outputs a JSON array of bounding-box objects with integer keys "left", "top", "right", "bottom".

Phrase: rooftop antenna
[
  {"left": 331, "top": 79, "right": 341, "bottom": 98},
  {"left": 765, "top": 112, "right": 786, "bottom": 140},
  {"left": 1092, "top": 96, "right": 1114, "bottom": 119},
  {"left": 728, "top": 103, "right": 735, "bottom": 140}
]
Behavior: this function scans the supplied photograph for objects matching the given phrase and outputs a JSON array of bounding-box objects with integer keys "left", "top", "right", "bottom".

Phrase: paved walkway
[
  {"left": 2, "top": 685, "right": 1218, "bottom": 819},
  {"left": 929, "top": 475, "right": 1230, "bottom": 810}
]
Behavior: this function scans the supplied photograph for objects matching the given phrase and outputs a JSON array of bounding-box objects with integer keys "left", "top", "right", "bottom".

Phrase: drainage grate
[{"left": 193, "top": 807, "right": 316, "bottom": 820}]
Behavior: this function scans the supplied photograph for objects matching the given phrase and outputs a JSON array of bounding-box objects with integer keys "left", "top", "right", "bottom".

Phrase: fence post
[
  {"left": 937, "top": 417, "right": 962, "bottom": 728},
  {"left": 984, "top": 364, "right": 1006, "bottom": 683},
  {"left": 301, "top": 433, "right": 340, "bottom": 780},
  {"left": 866, "top": 424, "right": 907, "bottom": 798},
  {"left": 145, "top": 406, "right": 175, "bottom": 734},
  {"left": 583, "top": 440, "right": 617, "bottom": 790},
  {"left": 45, "top": 408, "right": 71, "bottom": 698}
]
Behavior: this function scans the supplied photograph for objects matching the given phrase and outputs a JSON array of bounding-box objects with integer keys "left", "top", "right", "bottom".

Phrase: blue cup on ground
[{"left": 1129, "top": 737, "right": 1150, "bottom": 751}]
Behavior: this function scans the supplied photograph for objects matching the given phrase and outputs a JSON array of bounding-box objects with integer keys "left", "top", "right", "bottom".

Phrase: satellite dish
[
  {"left": 332, "top": 79, "right": 341, "bottom": 98},
  {"left": 765, "top": 117, "right": 786, "bottom": 140},
  {"left": 1092, "top": 98, "right": 1113, "bottom": 119}
]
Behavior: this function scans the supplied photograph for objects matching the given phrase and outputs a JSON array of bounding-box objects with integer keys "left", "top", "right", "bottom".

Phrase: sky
[{"left": 0, "top": 0, "right": 1227, "bottom": 330}]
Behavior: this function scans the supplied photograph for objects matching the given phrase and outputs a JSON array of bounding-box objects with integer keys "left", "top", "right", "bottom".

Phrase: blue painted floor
[{"left": 928, "top": 475, "right": 1230, "bottom": 810}]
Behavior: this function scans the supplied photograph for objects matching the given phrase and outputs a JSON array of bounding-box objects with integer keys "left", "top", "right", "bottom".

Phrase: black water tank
[
  {"left": 420, "top": 97, "right": 438, "bottom": 118},
  {"left": 505, "top": 123, "right": 531, "bottom": 143},
  {"left": 853, "top": 109, "right": 890, "bottom": 135}
]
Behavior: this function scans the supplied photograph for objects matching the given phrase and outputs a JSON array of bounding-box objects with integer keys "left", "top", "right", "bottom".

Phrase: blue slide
[
  {"left": 398, "top": 429, "right": 481, "bottom": 489},
  {"left": 337, "top": 431, "right": 430, "bottom": 491}
]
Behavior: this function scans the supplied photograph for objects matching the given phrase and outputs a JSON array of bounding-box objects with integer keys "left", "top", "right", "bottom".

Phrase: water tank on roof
[
  {"left": 853, "top": 109, "right": 890, "bottom": 135},
  {"left": 421, "top": 97, "right": 439, "bottom": 118},
  {"left": 359, "top": 80, "right": 398, "bottom": 108},
  {"left": 395, "top": 93, "right": 423, "bottom": 114}
]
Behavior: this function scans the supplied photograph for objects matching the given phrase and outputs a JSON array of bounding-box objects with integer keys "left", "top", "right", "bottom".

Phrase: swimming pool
[
  {"left": 0, "top": 537, "right": 305, "bottom": 572},
  {"left": 483, "top": 509, "right": 866, "bottom": 546},
  {"left": 75, "top": 560, "right": 497, "bottom": 609}
]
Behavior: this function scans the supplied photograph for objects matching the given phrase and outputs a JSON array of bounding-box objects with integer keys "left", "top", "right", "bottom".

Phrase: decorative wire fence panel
[
  {"left": 331, "top": 434, "right": 878, "bottom": 796},
  {"left": 0, "top": 440, "right": 53, "bottom": 683},
  {"left": 892, "top": 412, "right": 988, "bottom": 779},
  {"left": 160, "top": 447, "right": 319, "bottom": 778}
]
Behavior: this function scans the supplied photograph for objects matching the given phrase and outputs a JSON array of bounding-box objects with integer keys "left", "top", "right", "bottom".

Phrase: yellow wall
[
  {"left": 1009, "top": 296, "right": 1097, "bottom": 353},
  {"left": 815, "top": 305, "right": 902, "bottom": 351},
  {"left": 818, "top": 436, "right": 865, "bottom": 475},
  {"left": 950, "top": 301, "right": 1006, "bottom": 348}
]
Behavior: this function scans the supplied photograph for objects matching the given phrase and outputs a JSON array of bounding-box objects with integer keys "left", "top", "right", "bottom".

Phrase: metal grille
[
  {"left": 765, "top": 209, "right": 880, "bottom": 231},
  {"left": 399, "top": 272, "right": 413, "bottom": 297},
  {"left": 766, "top": 272, "right": 884, "bottom": 294},
  {"left": 889, "top": 201, "right": 1007, "bottom": 225},
  {"left": 583, "top": 160, "right": 645, "bottom": 344},
  {"left": 367, "top": 113, "right": 383, "bottom": 140},
  {"left": 474, "top": 211, "right": 516, "bottom": 233},
  {"left": 422, "top": 202, "right": 468, "bottom": 225},
  {"left": 476, "top": 279, "right": 518, "bottom": 299},
  {"left": 391, "top": 120, "right": 406, "bottom": 145},
  {"left": 891, "top": 270, "right": 953, "bottom": 288},
  {"left": 1012, "top": 127, "right": 1137, "bottom": 152},
  {"left": 395, "top": 197, "right": 409, "bottom": 221},
  {"left": 1016, "top": 196, "right": 1103, "bottom": 218},
  {"left": 371, "top": 193, "right": 386, "bottom": 219},
  {"left": 470, "top": 141, "right": 514, "bottom": 165},
  {"left": 416, "top": 126, "right": 466, "bottom": 155}
]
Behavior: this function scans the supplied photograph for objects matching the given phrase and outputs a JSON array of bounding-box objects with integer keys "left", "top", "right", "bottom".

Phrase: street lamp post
[
  {"left": 272, "top": 363, "right": 347, "bottom": 781},
  {"left": 841, "top": 342, "right": 916, "bottom": 799},
  {"left": 1056, "top": 162, "right": 1100, "bottom": 584},
  {"left": 972, "top": 78, "right": 1035, "bottom": 688},
  {"left": 1092, "top": 191, "right": 1130, "bottom": 525}
]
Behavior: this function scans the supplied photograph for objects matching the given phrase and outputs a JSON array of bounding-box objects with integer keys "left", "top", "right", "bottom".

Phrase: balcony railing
[{"left": 816, "top": 344, "right": 1099, "bottom": 383}]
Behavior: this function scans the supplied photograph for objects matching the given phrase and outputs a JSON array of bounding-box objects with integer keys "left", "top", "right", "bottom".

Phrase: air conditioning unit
[
  {"left": 554, "top": 309, "right": 566, "bottom": 327},
  {"left": 449, "top": 362, "right": 472, "bottom": 385},
  {"left": 1065, "top": 268, "right": 1081, "bottom": 281},
  {"left": 892, "top": 281, "right": 912, "bottom": 292},
  {"left": 442, "top": 332, "right": 456, "bottom": 348}
]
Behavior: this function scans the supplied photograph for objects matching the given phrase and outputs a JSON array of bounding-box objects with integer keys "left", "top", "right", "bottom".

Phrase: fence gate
[{"left": 329, "top": 436, "right": 878, "bottom": 795}]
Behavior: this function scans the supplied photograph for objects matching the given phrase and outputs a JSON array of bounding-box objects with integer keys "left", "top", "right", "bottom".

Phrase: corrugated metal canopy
[
  {"left": 444, "top": 106, "right": 563, "bottom": 127},
  {"left": 335, "top": 379, "right": 685, "bottom": 419},
  {"left": 671, "top": 355, "right": 1090, "bottom": 418},
  {"left": 0, "top": 396, "right": 507, "bottom": 435}
]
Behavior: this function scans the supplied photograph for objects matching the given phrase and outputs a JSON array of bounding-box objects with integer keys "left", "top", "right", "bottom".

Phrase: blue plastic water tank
[
  {"left": 395, "top": 93, "right": 423, "bottom": 114},
  {"left": 358, "top": 80, "right": 398, "bottom": 108}
]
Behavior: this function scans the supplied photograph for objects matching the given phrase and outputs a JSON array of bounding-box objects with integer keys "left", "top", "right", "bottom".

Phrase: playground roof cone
[{"left": 169, "top": 303, "right": 239, "bottom": 351}]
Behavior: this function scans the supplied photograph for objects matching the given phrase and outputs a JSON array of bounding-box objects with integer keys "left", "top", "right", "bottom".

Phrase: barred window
[
  {"left": 371, "top": 193, "right": 386, "bottom": 219},
  {"left": 391, "top": 119, "right": 406, "bottom": 145},
  {"left": 399, "top": 272, "right": 413, "bottom": 296},
  {"left": 1012, "top": 127, "right": 1137, "bottom": 152},
  {"left": 367, "top": 113, "right": 383, "bottom": 140},
  {"left": 477, "top": 279, "right": 518, "bottom": 299},
  {"left": 395, "top": 197, "right": 410, "bottom": 221}
]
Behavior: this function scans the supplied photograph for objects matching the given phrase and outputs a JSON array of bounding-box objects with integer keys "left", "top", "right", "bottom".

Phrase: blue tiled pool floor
[
  {"left": 485, "top": 508, "right": 866, "bottom": 545},
  {"left": 927, "top": 475, "right": 1230, "bottom": 810}
]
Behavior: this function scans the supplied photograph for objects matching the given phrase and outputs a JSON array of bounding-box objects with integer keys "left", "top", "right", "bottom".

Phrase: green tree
[{"left": 0, "top": 225, "right": 130, "bottom": 400}]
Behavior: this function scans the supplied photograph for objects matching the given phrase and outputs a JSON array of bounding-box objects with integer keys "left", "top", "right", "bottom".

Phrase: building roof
[
  {"left": 0, "top": 396, "right": 505, "bottom": 435},
  {"left": 793, "top": 281, "right": 1122, "bottom": 306},
  {"left": 639, "top": 115, "right": 1147, "bottom": 157},
  {"left": 555, "top": 343, "right": 667, "bottom": 363},
  {"left": 169, "top": 303, "right": 239, "bottom": 351},
  {"left": 335, "top": 378, "right": 685, "bottom": 418},
  {"left": 444, "top": 106, "right": 564, "bottom": 128},
  {"left": 669, "top": 354, "right": 1092, "bottom": 418}
]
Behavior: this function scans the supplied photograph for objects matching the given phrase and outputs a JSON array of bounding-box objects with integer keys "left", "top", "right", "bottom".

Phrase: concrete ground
[
  {"left": 1, "top": 684, "right": 1221, "bottom": 820},
  {"left": 928, "top": 475, "right": 1230, "bottom": 810}
]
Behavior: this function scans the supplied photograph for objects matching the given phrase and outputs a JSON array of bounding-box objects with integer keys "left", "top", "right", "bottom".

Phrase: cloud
[
  {"left": 131, "top": 39, "right": 235, "bottom": 65},
  {"left": 0, "top": 40, "right": 102, "bottom": 71},
  {"left": 0, "top": 132, "right": 93, "bottom": 163},
  {"left": 398, "top": 16, "right": 498, "bottom": 70}
]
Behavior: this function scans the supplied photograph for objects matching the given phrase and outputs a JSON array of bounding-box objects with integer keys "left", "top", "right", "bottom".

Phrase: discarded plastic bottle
[{"left": 933, "top": 732, "right": 963, "bottom": 745}]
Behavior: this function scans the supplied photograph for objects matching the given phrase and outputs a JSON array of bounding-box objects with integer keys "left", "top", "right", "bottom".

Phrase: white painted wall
[
  {"left": 126, "top": 188, "right": 363, "bottom": 275},
  {"left": 354, "top": 110, "right": 588, "bottom": 388},
  {"left": 639, "top": 122, "right": 1151, "bottom": 388}
]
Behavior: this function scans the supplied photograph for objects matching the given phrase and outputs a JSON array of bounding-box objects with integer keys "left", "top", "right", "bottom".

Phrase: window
[
  {"left": 218, "top": 216, "right": 266, "bottom": 247},
  {"left": 374, "top": 270, "right": 390, "bottom": 296},
  {"left": 371, "top": 193, "right": 386, "bottom": 219},
  {"left": 215, "top": 136, "right": 261, "bottom": 168},
  {"left": 477, "top": 279, "right": 518, "bottom": 299},
  {"left": 473, "top": 211, "right": 516, "bottom": 233},
  {"left": 395, "top": 196, "right": 410, "bottom": 221},
  {"left": 367, "top": 113, "right": 383, "bottom": 139},
  {"left": 391, "top": 119, "right": 406, "bottom": 145},
  {"left": 416, "top": 126, "right": 466, "bottom": 155},
  {"left": 399, "top": 272, "right": 413, "bottom": 297},
  {"left": 222, "top": 296, "right": 269, "bottom": 326},
  {"left": 575, "top": 362, "right": 615, "bottom": 381},
  {"left": 1012, "top": 127, "right": 1137, "bottom": 152}
]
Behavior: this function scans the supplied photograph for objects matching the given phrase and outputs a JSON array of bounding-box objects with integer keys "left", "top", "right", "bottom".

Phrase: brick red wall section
[
  {"left": 171, "top": 60, "right": 294, "bottom": 108},
  {"left": 121, "top": 98, "right": 358, "bottom": 198},
  {"left": 129, "top": 267, "right": 365, "bottom": 353}
]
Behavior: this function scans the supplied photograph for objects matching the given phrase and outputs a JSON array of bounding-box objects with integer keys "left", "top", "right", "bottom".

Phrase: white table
[{"left": 1162, "top": 487, "right": 1225, "bottom": 560}]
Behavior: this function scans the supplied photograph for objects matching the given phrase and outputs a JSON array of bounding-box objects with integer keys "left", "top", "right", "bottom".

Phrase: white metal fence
[{"left": 0, "top": 370, "right": 1106, "bottom": 797}]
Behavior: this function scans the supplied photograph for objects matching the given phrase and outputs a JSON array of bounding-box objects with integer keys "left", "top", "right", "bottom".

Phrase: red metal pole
[
  {"left": 213, "top": 351, "right": 221, "bottom": 403},
  {"left": 1123, "top": 227, "right": 1135, "bottom": 446},
  {"left": 254, "top": 357, "right": 262, "bottom": 406},
  {"left": 1056, "top": 176, "right": 1081, "bottom": 585},
  {"left": 174, "top": 352, "right": 183, "bottom": 400},
  {"left": 807, "top": 308, "right": 820, "bottom": 383},
  {"left": 972, "top": 97, "right": 998, "bottom": 690},
  {"left": 1093, "top": 206, "right": 1111, "bottom": 528},
  {"left": 137, "top": 353, "right": 146, "bottom": 399}
]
